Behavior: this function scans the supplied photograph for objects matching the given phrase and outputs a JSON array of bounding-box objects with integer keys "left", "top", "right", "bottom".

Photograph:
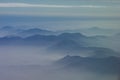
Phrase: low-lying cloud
[{"left": 0, "top": 3, "right": 107, "bottom": 8}]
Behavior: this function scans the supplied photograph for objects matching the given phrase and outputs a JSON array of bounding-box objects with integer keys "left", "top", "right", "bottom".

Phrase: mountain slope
[
  {"left": 55, "top": 55, "right": 120, "bottom": 74},
  {"left": 17, "top": 28, "right": 55, "bottom": 37},
  {"left": 0, "top": 33, "right": 119, "bottom": 57}
]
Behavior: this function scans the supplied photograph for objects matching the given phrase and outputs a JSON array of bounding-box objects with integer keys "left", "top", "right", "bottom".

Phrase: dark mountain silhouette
[
  {"left": 55, "top": 55, "right": 120, "bottom": 74},
  {"left": 86, "top": 32, "right": 120, "bottom": 52},
  {"left": 23, "top": 34, "right": 57, "bottom": 46},
  {"left": 17, "top": 28, "right": 55, "bottom": 37},
  {"left": 50, "top": 39, "right": 82, "bottom": 50},
  {"left": 0, "top": 32, "right": 85, "bottom": 46},
  {"left": 58, "top": 33, "right": 86, "bottom": 39},
  {"left": 0, "top": 32, "right": 119, "bottom": 57},
  {"left": 0, "top": 26, "right": 58, "bottom": 37},
  {"left": 0, "top": 36, "right": 23, "bottom": 45},
  {"left": 47, "top": 39, "right": 83, "bottom": 55},
  {"left": 48, "top": 40, "right": 120, "bottom": 57}
]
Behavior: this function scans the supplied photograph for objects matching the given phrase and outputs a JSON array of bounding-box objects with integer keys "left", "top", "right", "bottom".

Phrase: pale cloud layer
[{"left": 0, "top": 3, "right": 107, "bottom": 8}]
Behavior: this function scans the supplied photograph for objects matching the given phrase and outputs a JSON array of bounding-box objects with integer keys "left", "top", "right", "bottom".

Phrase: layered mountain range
[{"left": 0, "top": 26, "right": 120, "bottom": 57}]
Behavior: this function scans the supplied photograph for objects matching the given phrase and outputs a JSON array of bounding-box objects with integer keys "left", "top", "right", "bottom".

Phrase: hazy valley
[{"left": 0, "top": 26, "right": 120, "bottom": 80}]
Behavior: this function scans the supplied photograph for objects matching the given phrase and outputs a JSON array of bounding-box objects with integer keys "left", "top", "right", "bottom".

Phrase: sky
[
  {"left": 0, "top": 0, "right": 120, "bottom": 17},
  {"left": 0, "top": 0, "right": 120, "bottom": 30}
]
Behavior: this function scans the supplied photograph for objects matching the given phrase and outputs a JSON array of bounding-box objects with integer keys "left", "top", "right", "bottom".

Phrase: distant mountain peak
[
  {"left": 62, "top": 55, "right": 82, "bottom": 60},
  {"left": 50, "top": 39, "right": 82, "bottom": 50},
  {"left": 59, "top": 32, "right": 85, "bottom": 38},
  {"left": 62, "top": 55, "right": 71, "bottom": 60},
  {"left": 23, "top": 28, "right": 51, "bottom": 32}
]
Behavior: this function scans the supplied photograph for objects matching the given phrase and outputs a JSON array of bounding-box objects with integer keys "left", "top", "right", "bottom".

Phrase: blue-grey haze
[{"left": 0, "top": 1, "right": 120, "bottom": 80}]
